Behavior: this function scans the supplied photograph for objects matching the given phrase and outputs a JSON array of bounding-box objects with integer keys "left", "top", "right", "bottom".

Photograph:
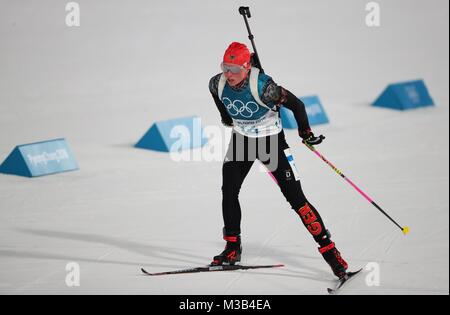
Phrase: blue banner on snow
[
  {"left": 281, "top": 95, "right": 329, "bottom": 129},
  {"left": 135, "top": 116, "right": 208, "bottom": 152},
  {"left": 0, "top": 138, "right": 79, "bottom": 177},
  {"left": 373, "top": 80, "right": 434, "bottom": 110}
]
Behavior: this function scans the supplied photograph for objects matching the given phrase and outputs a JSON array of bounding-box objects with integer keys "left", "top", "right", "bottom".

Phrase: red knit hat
[{"left": 223, "top": 42, "right": 251, "bottom": 66}]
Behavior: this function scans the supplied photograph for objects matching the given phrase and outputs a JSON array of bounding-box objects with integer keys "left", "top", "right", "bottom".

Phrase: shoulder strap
[
  {"left": 249, "top": 67, "right": 275, "bottom": 111},
  {"left": 218, "top": 74, "right": 227, "bottom": 100}
]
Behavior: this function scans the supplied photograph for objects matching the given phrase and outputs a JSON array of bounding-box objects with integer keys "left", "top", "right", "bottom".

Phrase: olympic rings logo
[{"left": 222, "top": 97, "right": 260, "bottom": 118}]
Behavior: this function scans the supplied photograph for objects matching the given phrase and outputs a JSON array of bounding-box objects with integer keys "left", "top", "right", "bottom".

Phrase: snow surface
[{"left": 0, "top": 0, "right": 448, "bottom": 295}]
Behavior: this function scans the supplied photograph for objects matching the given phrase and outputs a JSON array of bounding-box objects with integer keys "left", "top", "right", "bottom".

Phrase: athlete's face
[{"left": 222, "top": 63, "right": 250, "bottom": 87}]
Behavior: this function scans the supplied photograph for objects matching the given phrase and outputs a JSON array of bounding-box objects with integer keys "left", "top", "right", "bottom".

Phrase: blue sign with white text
[
  {"left": 0, "top": 138, "right": 79, "bottom": 177},
  {"left": 373, "top": 80, "right": 434, "bottom": 110},
  {"left": 135, "top": 116, "right": 208, "bottom": 152},
  {"left": 281, "top": 95, "right": 329, "bottom": 129}
]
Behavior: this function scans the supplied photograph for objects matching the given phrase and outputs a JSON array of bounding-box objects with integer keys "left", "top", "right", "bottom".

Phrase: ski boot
[
  {"left": 211, "top": 235, "right": 242, "bottom": 266},
  {"left": 319, "top": 242, "right": 349, "bottom": 279}
]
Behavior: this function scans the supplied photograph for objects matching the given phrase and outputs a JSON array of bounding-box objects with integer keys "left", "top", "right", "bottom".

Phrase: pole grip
[{"left": 239, "top": 6, "right": 251, "bottom": 18}]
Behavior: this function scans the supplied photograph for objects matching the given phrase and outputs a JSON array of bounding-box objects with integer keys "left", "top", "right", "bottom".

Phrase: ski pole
[
  {"left": 238, "top": 6, "right": 264, "bottom": 74},
  {"left": 303, "top": 139, "right": 410, "bottom": 235}
]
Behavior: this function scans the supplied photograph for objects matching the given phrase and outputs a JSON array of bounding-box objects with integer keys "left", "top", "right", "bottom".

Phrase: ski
[
  {"left": 327, "top": 268, "right": 363, "bottom": 294},
  {"left": 141, "top": 264, "right": 284, "bottom": 276}
]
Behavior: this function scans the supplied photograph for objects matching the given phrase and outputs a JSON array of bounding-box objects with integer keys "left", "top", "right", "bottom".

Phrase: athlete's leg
[
  {"left": 222, "top": 131, "right": 255, "bottom": 236},
  {"left": 260, "top": 132, "right": 348, "bottom": 278}
]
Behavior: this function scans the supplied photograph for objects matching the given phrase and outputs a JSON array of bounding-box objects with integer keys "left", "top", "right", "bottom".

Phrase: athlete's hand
[
  {"left": 222, "top": 119, "right": 234, "bottom": 127},
  {"left": 299, "top": 129, "right": 325, "bottom": 145}
]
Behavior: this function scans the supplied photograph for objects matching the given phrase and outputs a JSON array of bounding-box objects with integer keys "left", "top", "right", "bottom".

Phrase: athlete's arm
[
  {"left": 261, "top": 80, "right": 311, "bottom": 135},
  {"left": 209, "top": 74, "right": 233, "bottom": 127}
]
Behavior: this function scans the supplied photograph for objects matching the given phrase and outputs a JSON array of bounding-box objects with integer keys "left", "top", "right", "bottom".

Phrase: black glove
[
  {"left": 222, "top": 119, "right": 233, "bottom": 127},
  {"left": 299, "top": 129, "right": 325, "bottom": 145}
]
